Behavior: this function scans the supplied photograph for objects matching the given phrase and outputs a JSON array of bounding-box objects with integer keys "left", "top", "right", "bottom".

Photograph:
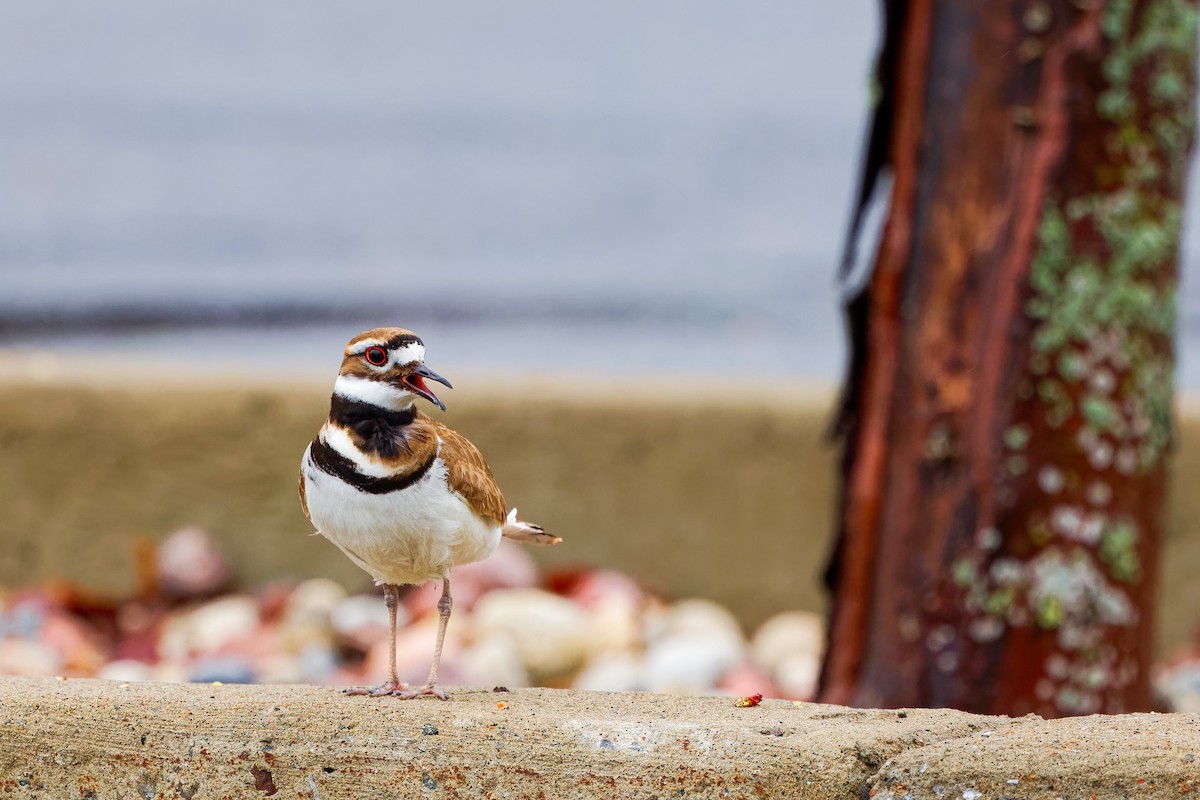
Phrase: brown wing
[
  {"left": 433, "top": 422, "right": 507, "bottom": 525},
  {"left": 298, "top": 462, "right": 311, "bottom": 522}
]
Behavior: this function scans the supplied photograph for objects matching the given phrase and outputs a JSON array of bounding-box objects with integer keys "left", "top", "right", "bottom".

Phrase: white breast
[{"left": 301, "top": 445, "right": 502, "bottom": 586}]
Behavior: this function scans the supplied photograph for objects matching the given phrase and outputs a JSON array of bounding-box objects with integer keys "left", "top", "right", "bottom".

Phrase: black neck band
[{"left": 329, "top": 393, "right": 415, "bottom": 428}]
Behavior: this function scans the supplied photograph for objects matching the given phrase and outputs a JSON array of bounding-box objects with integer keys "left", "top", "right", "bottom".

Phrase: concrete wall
[
  {"left": 2, "top": 374, "right": 1200, "bottom": 651},
  {"left": 0, "top": 377, "right": 837, "bottom": 633}
]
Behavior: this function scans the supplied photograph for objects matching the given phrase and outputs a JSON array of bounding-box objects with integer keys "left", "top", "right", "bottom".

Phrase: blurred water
[{"left": 0, "top": 2, "right": 1198, "bottom": 385}]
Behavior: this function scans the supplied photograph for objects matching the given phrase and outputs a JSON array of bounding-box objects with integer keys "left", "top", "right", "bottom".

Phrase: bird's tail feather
[{"left": 502, "top": 508, "right": 561, "bottom": 546}]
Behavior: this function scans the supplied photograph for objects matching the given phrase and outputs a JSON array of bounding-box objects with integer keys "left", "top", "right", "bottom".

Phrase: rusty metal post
[{"left": 821, "top": 0, "right": 1197, "bottom": 715}]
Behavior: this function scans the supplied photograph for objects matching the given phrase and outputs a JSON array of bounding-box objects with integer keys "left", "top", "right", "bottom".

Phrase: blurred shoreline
[
  {"left": 0, "top": 346, "right": 838, "bottom": 405},
  {"left": 9, "top": 341, "right": 1200, "bottom": 411}
]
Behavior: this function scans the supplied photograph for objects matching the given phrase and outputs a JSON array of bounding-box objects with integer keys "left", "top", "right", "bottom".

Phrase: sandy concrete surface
[{"left": 0, "top": 677, "right": 1197, "bottom": 799}]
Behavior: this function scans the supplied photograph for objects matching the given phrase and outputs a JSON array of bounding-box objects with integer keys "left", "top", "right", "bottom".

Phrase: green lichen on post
[
  {"left": 1079, "top": 395, "right": 1122, "bottom": 435},
  {"left": 1004, "top": 424, "right": 1030, "bottom": 450},
  {"left": 1026, "top": 192, "right": 1179, "bottom": 463},
  {"left": 950, "top": 0, "right": 1196, "bottom": 716},
  {"left": 1036, "top": 594, "right": 1065, "bottom": 629},
  {"left": 982, "top": 586, "right": 1016, "bottom": 616},
  {"left": 1022, "top": 0, "right": 1192, "bottom": 711},
  {"left": 1025, "top": 0, "right": 1192, "bottom": 491},
  {"left": 1099, "top": 519, "right": 1142, "bottom": 583}
]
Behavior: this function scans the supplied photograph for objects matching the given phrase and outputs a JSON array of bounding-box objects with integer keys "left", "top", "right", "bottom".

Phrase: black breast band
[{"left": 309, "top": 439, "right": 437, "bottom": 494}]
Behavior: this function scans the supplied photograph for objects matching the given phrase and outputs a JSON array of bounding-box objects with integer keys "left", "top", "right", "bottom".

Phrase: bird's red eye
[{"left": 364, "top": 346, "right": 388, "bottom": 366}]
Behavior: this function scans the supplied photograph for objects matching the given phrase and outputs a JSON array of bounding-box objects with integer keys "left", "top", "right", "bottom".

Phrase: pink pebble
[
  {"left": 157, "top": 527, "right": 231, "bottom": 599},
  {"left": 403, "top": 540, "right": 538, "bottom": 617},
  {"left": 362, "top": 618, "right": 466, "bottom": 686},
  {"left": 40, "top": 613, "right": 108, "bottom": 676},
  {"left": 561, "top": 569, "right": 646, "bottom": 609},
  {"left": 217, "top": 622, "right": 283, "bottom": 662},
  {"left": 718, "top": 661, "right": 779, "bottom": 699}
]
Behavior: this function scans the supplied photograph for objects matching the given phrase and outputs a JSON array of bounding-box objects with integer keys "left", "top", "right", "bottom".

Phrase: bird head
[{"left": 335, "top": 327, "right": 453, "bottom": 411}]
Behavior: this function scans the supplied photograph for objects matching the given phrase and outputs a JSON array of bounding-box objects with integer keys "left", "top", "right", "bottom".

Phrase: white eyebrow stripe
[
  {"left": 390, "top": 343, "right": 425, "bottom": 366},
  {"left": 333, "top": 375, "right": 415, "bottom": 410},
  {"left": 346, "top": 338, "right": 388, "bottom": 356}
]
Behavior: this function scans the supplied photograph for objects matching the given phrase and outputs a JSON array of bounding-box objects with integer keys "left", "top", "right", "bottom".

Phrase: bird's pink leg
[
  {"left": 344, "top": 584, "right": 409, "bottom": 697},
  {"left": 398, "top": 578, "right": 452, "bottom": 700}
]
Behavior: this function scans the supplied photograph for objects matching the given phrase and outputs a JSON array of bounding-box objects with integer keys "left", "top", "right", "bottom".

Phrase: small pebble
[
  {"left": 8, "top": 603, "right": 45, "bottom": 638},
  {"left": 157, "top": 527, "right": 230, "bottom": 598},
  {"left": 573, "top": 652, "right": 643, "bottom": 693},
  {"left": 751, "top": 610, "right": 823, "bottom": 674},
  {"left": 421, "top": 724, "right": 438, "bottom": 736},
  {"left": 0, "top": 639, "right": 61, "bottom": 676},
  {"left": 330, "top": 594, "right": 396, "bottom": 650},
  {"left": 644, "top": 633, "right": 741, "bottom": 692},
  {"left": 459, "top": 633, "right": 528, "bottom": 689},
  {"left": 471, "top": 589, "right": 591, "bottom": 680},
  {"left": 773, "top": 651, "right": 819, "bottom": 700},
  {"left": 658, "top": 598, "right": 746, "bottom": 648},
  {"left": 188, "top": 654, "right": 256, "bottom": 684},
  {"left": 719, "top": 661, "right": 778, "bottom": 699},
  {"left": 97, "top": 659, "right": 155, "bottom": 683},
  {"left": 281, "top": 579, "right": 347, "bottom": 641},
  {"left": 297, "top": 643, "right": 338, "bottom": 682},
  {"left": 160, "top": 595, "right": 259, "bottom": 660}
]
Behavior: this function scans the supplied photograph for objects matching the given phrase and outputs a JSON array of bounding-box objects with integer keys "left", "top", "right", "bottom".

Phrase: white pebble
[
  {"left": 0, "top": 640, "right": 61, "bottom": 676},
  {"left": 751, "top": 611, "right": 824, "bottom": 674},
  {"left": 773, "top": 652, "right": 820, "bottom": 700},
  {"left": 284, "top": 578, "right": 348, "bottom": 625},
  {"left": 331, "top": 594, "right": 398, "bottom": 649},
  {"left": 587, "top": 593, "right": 642, "bottom": 654},
  {"left": 96, "top": 659, "right": 154, "bottom": 683},
  {"left": 471, "top": 589, "right": 591, "bottom": 680},
  {"left": 659, "top": 598, "right": 746, "bottom": 646},
  {"left": 573, "top": 652, "right": 644, "bottom": 693},
  {"left": 160, "top": 595, "right": 258, "bottom": 659},
  {"left": 459, "top": 633, "right": 529, "bottom": 688},
  {"left": 643, "top": 633, "right": 741, "bottom": 693}
]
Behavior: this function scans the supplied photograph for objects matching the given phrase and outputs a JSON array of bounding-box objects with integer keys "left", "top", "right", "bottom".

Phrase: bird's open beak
[{"left": 403, "top": 364, "right": 453, "bottom": 411}]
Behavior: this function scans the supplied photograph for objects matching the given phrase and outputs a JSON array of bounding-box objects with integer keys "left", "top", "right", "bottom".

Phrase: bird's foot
[
  {"left": 343, "top": 680, "right": 410, "bottom": 697},
  {"left": 395, "top": 683, "right": 450, "bottom": 701}
]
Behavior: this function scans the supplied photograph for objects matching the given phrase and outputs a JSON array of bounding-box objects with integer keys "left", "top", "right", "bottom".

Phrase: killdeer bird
[{"left": 299, "top": 327, "right": 559, "bottom": 699}]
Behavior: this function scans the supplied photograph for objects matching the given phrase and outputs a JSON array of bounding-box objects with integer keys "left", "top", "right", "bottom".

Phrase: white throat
[{"left": 333, "top": 374, "right": 416, "bottom": 411}]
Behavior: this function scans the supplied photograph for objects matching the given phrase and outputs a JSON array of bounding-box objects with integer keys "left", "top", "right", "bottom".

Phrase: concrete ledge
[{"left": 1, "top": 678, "right": 1197, "bottom": 799}]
